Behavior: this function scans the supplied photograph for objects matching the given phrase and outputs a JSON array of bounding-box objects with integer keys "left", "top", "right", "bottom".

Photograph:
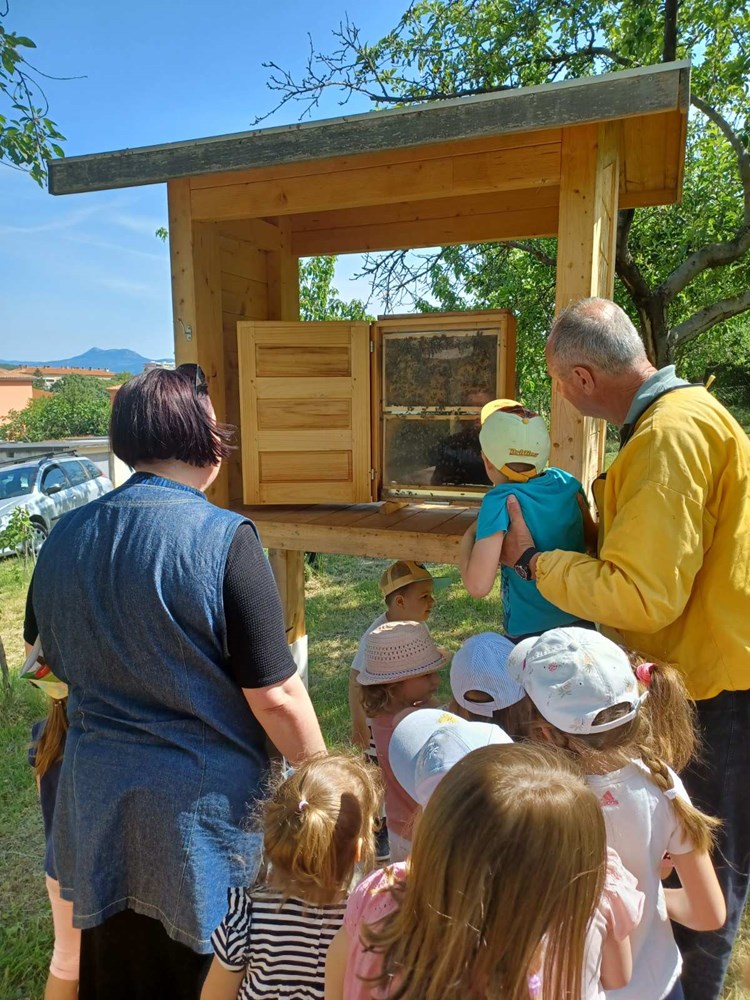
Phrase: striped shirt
[{"left": 211, "top": 887, "right": 347, "bottom": 999}]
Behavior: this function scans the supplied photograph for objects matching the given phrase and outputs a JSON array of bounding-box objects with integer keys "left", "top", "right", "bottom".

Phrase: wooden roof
[{"left": 49, "top": 63, "right": 689, "bottom": 192}]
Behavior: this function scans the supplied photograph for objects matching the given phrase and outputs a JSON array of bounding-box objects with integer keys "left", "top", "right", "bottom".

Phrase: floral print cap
[{"left": 506, "top": 627, "right": 646, "bottom": 735}]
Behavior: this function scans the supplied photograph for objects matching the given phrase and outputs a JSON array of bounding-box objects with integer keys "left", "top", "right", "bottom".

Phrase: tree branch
[
  {"left": 670, "top": 288, "right": 750, "bottom": 347},
  {"left": 503, "top": 241, "right": 556, "bottom": 267},
  {"left": 658, "top": 96, "right": 750, "bottom": 302},
  {"left": 662, "top": 0, "right": 679, "bottom": 62}
]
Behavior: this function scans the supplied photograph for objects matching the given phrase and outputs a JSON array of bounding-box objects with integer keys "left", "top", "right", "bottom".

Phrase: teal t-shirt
[{"left": 476, "top": 467, "right": 587, "bottom": 637}]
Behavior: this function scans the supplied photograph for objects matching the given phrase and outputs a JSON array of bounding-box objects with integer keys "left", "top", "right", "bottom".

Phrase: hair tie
[
  {"left": 664, "top": 787, "right": 679, "bottom": 800},
  {"left": 635, "top": 662, "right": 654, "bottom": 686},
  {"left": 296, "top": 798, "right": 309, "bottom": 813}
]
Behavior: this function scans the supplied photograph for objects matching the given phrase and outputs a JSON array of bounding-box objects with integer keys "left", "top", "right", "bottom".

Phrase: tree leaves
[{"left": 0, "top": 9, "right": 65, "bottom": 184}]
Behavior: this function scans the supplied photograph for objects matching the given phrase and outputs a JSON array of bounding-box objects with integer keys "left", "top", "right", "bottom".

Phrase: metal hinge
[
  {"left": 369, "top": 340, "right": 374, "bottom": 353},
  {"left": 370, "top": 468, "right": 376, "bottom": 480}
]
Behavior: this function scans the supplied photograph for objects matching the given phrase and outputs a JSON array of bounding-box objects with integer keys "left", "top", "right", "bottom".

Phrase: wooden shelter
[{"left": 49, "top": 61, "right": 690, "bottom": 672}]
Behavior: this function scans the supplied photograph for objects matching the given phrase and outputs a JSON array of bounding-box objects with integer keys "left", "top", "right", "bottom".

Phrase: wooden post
[
  {"left": 551, "top": 122, "right": 621, "bottom": 489},
  {"left": 265, "top": 217, "right": 307, "bottom": 682},
  {"left": 167, "top": 179, "right": 228, "bottom": 506}
]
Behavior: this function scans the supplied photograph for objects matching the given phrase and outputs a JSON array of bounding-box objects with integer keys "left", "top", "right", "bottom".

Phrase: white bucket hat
[
  {"left": 389, "top": 707, "right": 512, "bottom": 806},
  {"left": 450, "top": 632, "right": 525, "bottom": 717},
  {"left": 358, "top": 621, "right": 450, "bottom": 686},
  {"left": 479, "top": 399, "right": 550, "bottom": 482},
  {"left": 507, "top": 627, "right": 647, "bottom": 735}
]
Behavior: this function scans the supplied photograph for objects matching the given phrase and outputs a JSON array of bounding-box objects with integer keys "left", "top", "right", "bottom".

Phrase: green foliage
[
  {"left": 299, "top": 256, "right": 371, "bottom": 321},
  {"left": 270, "top": 1, "right": 750, "bottom": 370},
  {"left": 0, "top": 374, "right": 111, "bottom": 441},
  {"left": 0, "top": 506, "right": 34, "bottom": 566},
  {"left": 105, "top": 371, "right": 133, "bottom": 386},
  {"left": 0, "top": 9, "right": 65, "bottom": 184}
]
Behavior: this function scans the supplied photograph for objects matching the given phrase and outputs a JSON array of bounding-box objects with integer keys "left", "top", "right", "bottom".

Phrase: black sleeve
[
  {"left": 24, "top": 571, "right": 39, "bottom": 646},
  {"left": 223, "top": 523, "right": 298, "bottom": 689}
]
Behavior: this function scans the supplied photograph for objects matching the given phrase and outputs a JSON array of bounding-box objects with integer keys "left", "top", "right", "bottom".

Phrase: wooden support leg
[
  {"left": 552, "top": 122, "right": 621, "bottom": 490},
  {"left": 268, "top": 548, "right": 308, "bottom": 687}
]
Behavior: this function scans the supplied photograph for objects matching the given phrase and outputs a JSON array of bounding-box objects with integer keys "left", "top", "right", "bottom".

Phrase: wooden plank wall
[{"left": 218, "top": 223, "right": 270, "bottom": 503}]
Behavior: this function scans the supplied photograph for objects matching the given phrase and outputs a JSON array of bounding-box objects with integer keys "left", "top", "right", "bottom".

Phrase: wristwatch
[{"left": 514, "top": 546, "right": 540, "bottom": 581}]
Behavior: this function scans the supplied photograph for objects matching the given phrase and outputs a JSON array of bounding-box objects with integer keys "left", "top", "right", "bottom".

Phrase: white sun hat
[{"left": 507, "top": 626, "right": 647, "bottom": 735}]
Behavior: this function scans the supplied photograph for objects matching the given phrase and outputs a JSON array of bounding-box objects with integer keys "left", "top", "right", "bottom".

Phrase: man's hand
[{"left": 499, "top": 496, "right": 537, "bottom": 567}]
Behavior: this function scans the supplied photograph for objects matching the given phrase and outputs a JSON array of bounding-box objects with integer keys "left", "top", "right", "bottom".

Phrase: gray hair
[{"left": 548, "top": 298, "right": 647, "bottom": 374}]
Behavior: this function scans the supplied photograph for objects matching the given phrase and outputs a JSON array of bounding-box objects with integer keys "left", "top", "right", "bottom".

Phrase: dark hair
[{"left": 110, "top": 367, "right": 235, "bottom": 468}]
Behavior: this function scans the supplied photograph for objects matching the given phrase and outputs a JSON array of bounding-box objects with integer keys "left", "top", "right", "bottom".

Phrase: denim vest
[{"left": 32, "top": 473, "right": 268, "bottom": 951}]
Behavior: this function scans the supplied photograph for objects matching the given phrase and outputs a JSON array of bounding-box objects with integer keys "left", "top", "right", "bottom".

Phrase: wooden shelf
[{"left": 231, "top": 501, "right": 478, "bottom": 564}]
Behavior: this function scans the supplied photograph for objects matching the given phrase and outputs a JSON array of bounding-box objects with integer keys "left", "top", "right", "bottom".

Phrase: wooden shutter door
[{"left": 237, "top": 321, "right": 371, "bottom": 504}]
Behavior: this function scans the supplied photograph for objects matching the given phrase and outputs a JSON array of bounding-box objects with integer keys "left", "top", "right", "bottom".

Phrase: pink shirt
[
  {"left": 370, "top": 715, "right": 420, "bottom": 839},
  {"left": 343, "top": 864, "right": 405, "bottom": 1000}
]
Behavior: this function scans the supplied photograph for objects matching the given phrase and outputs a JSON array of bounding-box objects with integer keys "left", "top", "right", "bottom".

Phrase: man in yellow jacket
[{"left": 503, "top": 297, "right": 750, "bottom": 1000}]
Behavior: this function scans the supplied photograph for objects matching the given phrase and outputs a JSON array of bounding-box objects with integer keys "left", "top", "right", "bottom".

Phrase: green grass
[{"left": 1, "top": 555, "right": 748, "bottom": 998}]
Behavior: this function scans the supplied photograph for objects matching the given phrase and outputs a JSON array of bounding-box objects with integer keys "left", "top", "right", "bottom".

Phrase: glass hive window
[{"left": 382, "top": 328, "right": 503, "bottom": 497}]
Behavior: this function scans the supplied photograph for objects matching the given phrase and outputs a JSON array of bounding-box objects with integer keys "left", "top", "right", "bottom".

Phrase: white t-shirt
[
  {"left": 351, "top": 611, "right": 388, "bottom": 675},
  {"left": 585, "top": 761, "right": 694, "bottom": 1000}
]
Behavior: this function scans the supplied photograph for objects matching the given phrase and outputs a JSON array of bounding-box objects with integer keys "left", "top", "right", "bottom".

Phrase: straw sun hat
[{"left": 358, "top": 621, "right": 450, "bottom": 686}]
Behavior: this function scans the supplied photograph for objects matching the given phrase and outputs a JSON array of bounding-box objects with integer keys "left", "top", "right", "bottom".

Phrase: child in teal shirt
[{"left": 458, "top": 399, "right": 596, "bottom": 641}]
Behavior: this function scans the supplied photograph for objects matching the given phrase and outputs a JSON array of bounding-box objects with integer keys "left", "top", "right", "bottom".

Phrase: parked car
[{"left": 0, "top": 453, "right": 114, "bottom": 554}]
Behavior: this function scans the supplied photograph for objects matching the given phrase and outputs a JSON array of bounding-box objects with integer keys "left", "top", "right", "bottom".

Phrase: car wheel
[{"left": 29, "top": 519, "right": 48, "bottom": 553}]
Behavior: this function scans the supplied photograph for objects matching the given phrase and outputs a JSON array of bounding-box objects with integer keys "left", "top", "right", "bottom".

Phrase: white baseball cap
[
  {"left": 507, "top": 627, "right": 647, "bottom": 735},
  {"left": 450, "top": 632, "right": 525, "bottom": 718},
  {"left": 389, "top": 707, "right": 512, "bottom": 806},
  {"left": 478, "top": 399, "right": 550, "bottom": 481}
]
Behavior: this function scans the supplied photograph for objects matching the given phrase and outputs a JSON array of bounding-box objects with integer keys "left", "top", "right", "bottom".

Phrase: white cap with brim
[
  {"left": 478, "top": 400, "right": 550, "bottom": 481},
  {"left": 389, "top": 707, "right": 513, "bottom": 806},
  {"left": 507, "top": 627, "right": 647, "bottom": 735},
  {"left": 450, "top": 632, "right": 525, "bottom": 717}
]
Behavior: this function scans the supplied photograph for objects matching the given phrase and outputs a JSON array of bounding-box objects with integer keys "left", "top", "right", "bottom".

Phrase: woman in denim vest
[{"left": 24, "top": 365, "right": 326, "bottom": 1000}]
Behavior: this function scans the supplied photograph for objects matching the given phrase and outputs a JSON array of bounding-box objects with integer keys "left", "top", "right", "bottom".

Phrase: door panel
[{"left": 237, "top": 321, "right": 371, "bottom": 505}]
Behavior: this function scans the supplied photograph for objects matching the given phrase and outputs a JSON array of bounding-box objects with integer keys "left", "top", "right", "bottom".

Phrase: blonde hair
[
  {"left": 524, "top": 699, "right": 719, "bottom": 853},
  {"left": 358, "top": 679, "right": 414, "bottom": 718},
  {"left": 459, "top": 690, "right": 536, "bottom": 741},
  {"left": 33, "top": 697, "right": 68, "bottom": 780},
  {"left": 363, "top": 743, "right": 606, "bottom": 1000},
  {"left": 628, "top": 653, "right": 697, "bottom": 772},
  {"left": 262, "top": 753, "right": 381, "bottom": 905}
]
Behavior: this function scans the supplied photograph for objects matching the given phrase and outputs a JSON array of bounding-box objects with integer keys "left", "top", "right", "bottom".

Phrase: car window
[
  {"left": 63, "top": 460, "right": 89, "bottom": 487},
  {"left": 40, "top": 465, "right": 70, "bottom": 494},
  {"left": 0, "top": 467, "right": 35, "bottom": 500},
  {"left": 81, "top": 459, "right": 103, "bottom": 480}
]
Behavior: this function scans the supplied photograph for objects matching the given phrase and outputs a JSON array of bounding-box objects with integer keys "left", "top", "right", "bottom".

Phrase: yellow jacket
[{"left": 537, "top": 387, "right": 750, "bottom": 700}]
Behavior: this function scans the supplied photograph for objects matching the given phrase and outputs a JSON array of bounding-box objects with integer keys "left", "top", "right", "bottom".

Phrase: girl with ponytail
[
  {"left": 509, "top": 628, "right": 725, "bottom": 1000},
  {"left": 202, "top": 754, "right": 380, "bottom": 1000}
]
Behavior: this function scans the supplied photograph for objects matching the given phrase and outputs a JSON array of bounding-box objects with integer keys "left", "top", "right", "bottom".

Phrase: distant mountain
[{"left": 0, "top": 347, "right": 173, "bottom": 374}]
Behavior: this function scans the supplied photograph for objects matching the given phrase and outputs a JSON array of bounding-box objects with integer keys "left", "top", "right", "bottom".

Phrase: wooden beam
[
  {"left": 167, "top": 179, "right": 198, "bottom": 365},
  {"left": 551, "top": 122, "right": 621, "bottom": 488},
  {"left": 262, "top": 218, "right": 307, "bottom": 662},
  {"left": 266, "top": 217, "right": 299, "bottom": 322},
  {"left": 268, "top": 548, "right": 306, "bottom": 643},
  {"left": 166, "top": 180, "right": 229, "bottom": 506},
  {"left": 48, "top": 62, "right": 689, "bottom": 195},
  {"left": 190, "top": 141, "right": 561, "bottom": 221},
  {"left": 292, "top": 187, "right": 560, "bottom": 255}
]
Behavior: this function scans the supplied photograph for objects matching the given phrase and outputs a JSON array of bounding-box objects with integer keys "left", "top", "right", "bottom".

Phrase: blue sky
[{"left": 0, "top": 0, "right": 407, "bottom": 362}]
